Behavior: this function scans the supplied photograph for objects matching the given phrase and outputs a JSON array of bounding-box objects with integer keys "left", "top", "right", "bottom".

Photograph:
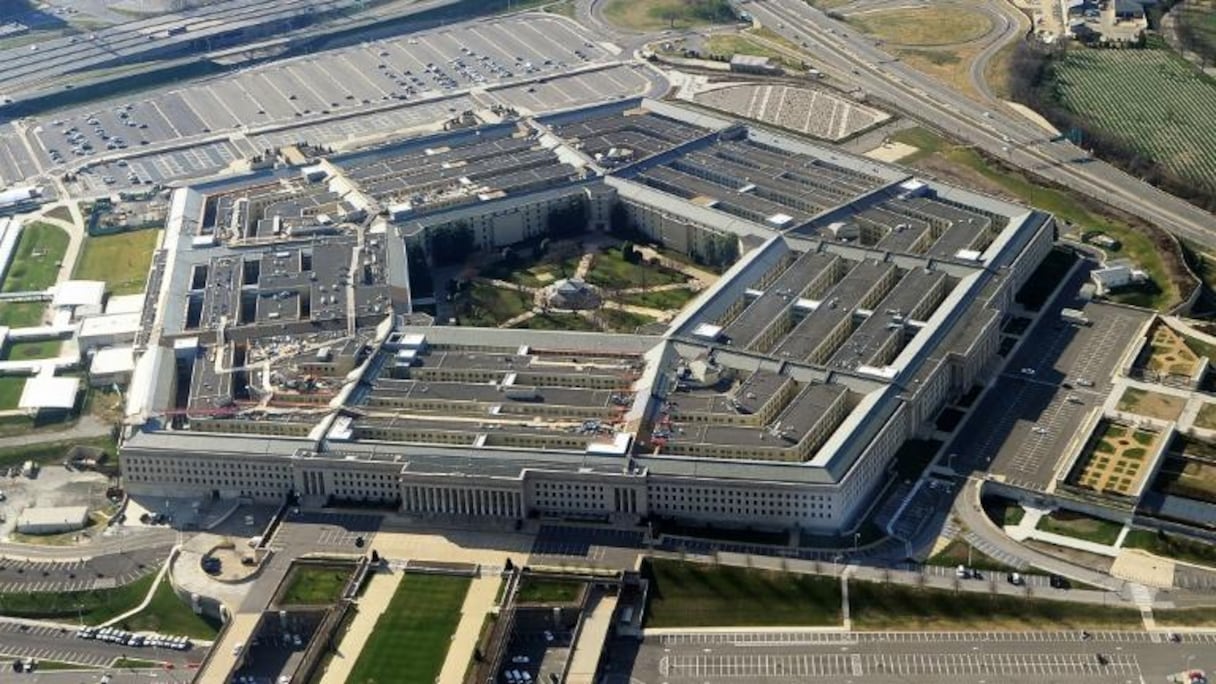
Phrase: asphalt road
[{"left": 747, "top": 0, "right": 1216, "bottom": 250}]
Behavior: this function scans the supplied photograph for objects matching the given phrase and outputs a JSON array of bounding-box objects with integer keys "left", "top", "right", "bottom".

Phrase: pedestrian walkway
[
  {"left": 437, "top": 574, "right": 502, "bottom": 684},
  {"left": 1111, "top": 548, "right": 1176, "bottom": 589},
  {"left": 1003, "top": 505, "right": 1044, "bottom": 542},
  {"left": 318, "top": 567, "right": 403, "bottom": 684}
]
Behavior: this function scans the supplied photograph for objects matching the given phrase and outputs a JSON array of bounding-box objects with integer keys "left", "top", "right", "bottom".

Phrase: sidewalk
[
  {"left": 318, "top": 568, "right": 403, "bottom": 684},
  {"left": 437, "top": 574, "right": 501, "bottom": 684}
]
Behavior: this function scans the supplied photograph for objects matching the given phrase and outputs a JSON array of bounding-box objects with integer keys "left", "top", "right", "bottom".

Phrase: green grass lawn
[
  {"left": 115, "top": 575, "right": 219, "bottom": 639},
  {"left": 2, "top": 223, "right": 70, "bottom": 293},
  {"left": 0, "top": 572, "right": 154, "bottom": 623},
  {"left": 644, "top": 559, "right": 842, "bottom": 628},
  {"left": 347, "top": 573, "right": 471, "bottom": 684},
  {"left": 110, "top": 658, "right": 163, "bottom": 669},
  {"left": 926, "top": 539, "right": 1021, "bottom": 573},
  {"left": 516, "top": 311, "right": 598, "bottom": 331},
  {"left": 983, "top": 496, "right": 1026, "bottom": 528},
  {"left": 454, "top": 282, "right": 533, "bottom": 327},
  {"left": 2, "top": 340, "right": 61, "bottom": 361},
  {"left": 585, "top": 249, "right": 688, "bottom": 291},
  {"left": 889, "top": 127, "right": 1178, "bottom": 311},
  {"left": 0, "top": 433, "right": 116, "bottom": 472},
  {"left": 279, "top": 564, "right": 352, "bottom": 605},
  {"left": 0, "top": 376, "right": 25, "bottom": 410},
  {"left": 618, "top": 287, "right": 697, "bottom": 311},
  {"left": 479, "top": 252, "right": 582, "bottom": 288},
  {"left": 515, "top": 577, "right": 584, "bottom": 604},
  {"left": 596, "top": 308, "right": 656, "bottom": 333},
  {"left": 603, "top": 0, "right": 736, "bottom": 31},
  {"left": 1123, "top": 529, "right": 1216, "bottom": 568},
  {"left": 701, "top": 32, "right": 802, "bottom": 69},
  {"left": 1153, "top": 606, "right": 1216, "bottom": 627},
  {"left": 72, "top": 229, "right": 160, "bottom": 295},
  {"left": 1036, "top": 510, "right": 1123, "bottom": 546},
  {"left": 848, "top": 581, "right": 1142, "bottom": 630},
  {"left": 0, "top": 301, "right": 46, "bottom": 328}
]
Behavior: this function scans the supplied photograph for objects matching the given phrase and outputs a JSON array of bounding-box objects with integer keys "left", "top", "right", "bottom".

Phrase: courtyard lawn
[
  {"left": 346, "top": 573, "right": 471, "bottom": 684},
  {"left": 585, "top": 249, "right": 687, "bottom": 291},
  {"left": 2, "top": 339, "right": 61, "bottom": 361},
  {"left": 0, "top": 301, "right": 46, "bottom": 328},
  {"left": 515, "top": 577, "right": 584, "bottom": 604},
  {"left": 480, "top": 252, "right": 581, "bottom": 288},
  {"left": 595, "top": 308, "right": 656, "bottom": 333},
  {"left": 72, "top": 229, "right": 160, "bottom": 295},
  {"left": 618, "top": 287, "right": 697, "bottom": 311},
  {"left": 2, "top": 222, "right": 69, "bottom": 292},
  {"left": 517, "top": 311, "right": 598, "bottom": 331},
  {"left": 279, "top": 564, "right": 352, "bottom": 605},
  {"left": 0, "top": 377, "right": 25, "bottom": 410},
  {"left": 454, "top": 282, "right": 533, "bottom": 327},
  {"left": 644, "top": 559, "right": 842, "bottom": 628}
]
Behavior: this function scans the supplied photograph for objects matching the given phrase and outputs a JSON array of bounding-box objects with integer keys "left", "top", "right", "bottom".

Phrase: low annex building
[
  {"left": 15, "top": 505, "right": 89, "bottom": 535},
  {"left": 119, "top": 99, "right": 1056, "bottom": 535}
]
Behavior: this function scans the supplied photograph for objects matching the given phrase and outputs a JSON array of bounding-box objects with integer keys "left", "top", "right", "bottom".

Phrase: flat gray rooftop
[{"left": 722, "top": 251, "right": 838, "bottom": 349}]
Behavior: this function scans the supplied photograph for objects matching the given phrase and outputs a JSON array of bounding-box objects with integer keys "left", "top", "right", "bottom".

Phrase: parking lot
[
  {"left": 948, "top": 265, "right": 1151, "bottom": 492},
  {"left": 614, "top": 628, "right": 1216, "bottom": 683},
  {"left": 1, "top": 14, "right": 659, "bottom": 196},
  {"left": 0, "top": 621, "right": 203, "bottom": 670},
  {"left": 0, "top": 132, "right": 38, "bottom": 187},
  {"left": 658, "top": 651, "right": 1143, "bottom": 679},
  {"left": 655, "top": 630, "right": 1216, "bottom": 646},
  {"left": 487, "top": 63, "right": 658, "bottom": 114},
  {"left": 502, "top": 608, "right": 575, "bottom": 684},
  {"left": 528, "top": 525, "right": 642, "bottom": 568},
  {"left": 0, "top": 546, "right": 166, "bottom": 594}
]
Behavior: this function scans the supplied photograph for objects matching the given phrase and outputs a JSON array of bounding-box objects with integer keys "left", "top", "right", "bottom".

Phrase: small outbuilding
[
  {"left": 547, "top": 277, "right": 601, "bottom": 310},
  {"left": 16, "top": 506, "right": 89, "bottom": 535},
  {"left": 90, "top": 346, "right": 136, "bottom": 387},
  {"left": 52, "top": 280, "right": 106, "bottom": 319},
  {"left": 18, "top": 375, "right": 81, "bottom": 413}
]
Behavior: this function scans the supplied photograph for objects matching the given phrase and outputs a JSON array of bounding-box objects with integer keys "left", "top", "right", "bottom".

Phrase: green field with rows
[{"left": 1048, "top": 46, "right": 1216, "bottom": 192}]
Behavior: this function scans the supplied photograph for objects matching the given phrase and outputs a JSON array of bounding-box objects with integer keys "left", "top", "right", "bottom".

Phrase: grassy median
[
  {"left": 346, "top": 573, "right": 471, "bottom": 684},
  {"left": 644, "top": 559, "right": 842, "bottom": 628}
]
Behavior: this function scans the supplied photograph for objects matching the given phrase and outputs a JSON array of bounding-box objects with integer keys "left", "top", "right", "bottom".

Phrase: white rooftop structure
[
  {"left": 78, "top": 311, "right": 141, "bottom": 347},
  {"left": 52, "top": 280, "right": 105, "bottom": 311},
  {"left": 105, "top": 294, "right": 146, "bottom": 315},
  {"left": 19, "top": 375, "right": 80, "bottom": 410},
  {"left": 91, "top": 346, "right": 136, "bottom": 376},
  {"left": 0, "top": 186, "right": 41, "bottom": 207},
  {"left": 15, "top": 506, "right": 89, "bottom": 534}
]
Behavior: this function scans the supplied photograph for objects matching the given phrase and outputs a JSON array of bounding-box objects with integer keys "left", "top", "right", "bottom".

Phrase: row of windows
[
  {"left": 651, "top": 494, "right": 827, "bottom": 510},
  {"left": 649, "top": 485, "right": 831, "bottom": 503}
]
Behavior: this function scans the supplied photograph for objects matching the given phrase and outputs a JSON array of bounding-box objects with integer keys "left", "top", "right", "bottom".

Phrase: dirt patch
[{"left": 1115, "top": 387, "right": 1186, "bottom": 421}]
